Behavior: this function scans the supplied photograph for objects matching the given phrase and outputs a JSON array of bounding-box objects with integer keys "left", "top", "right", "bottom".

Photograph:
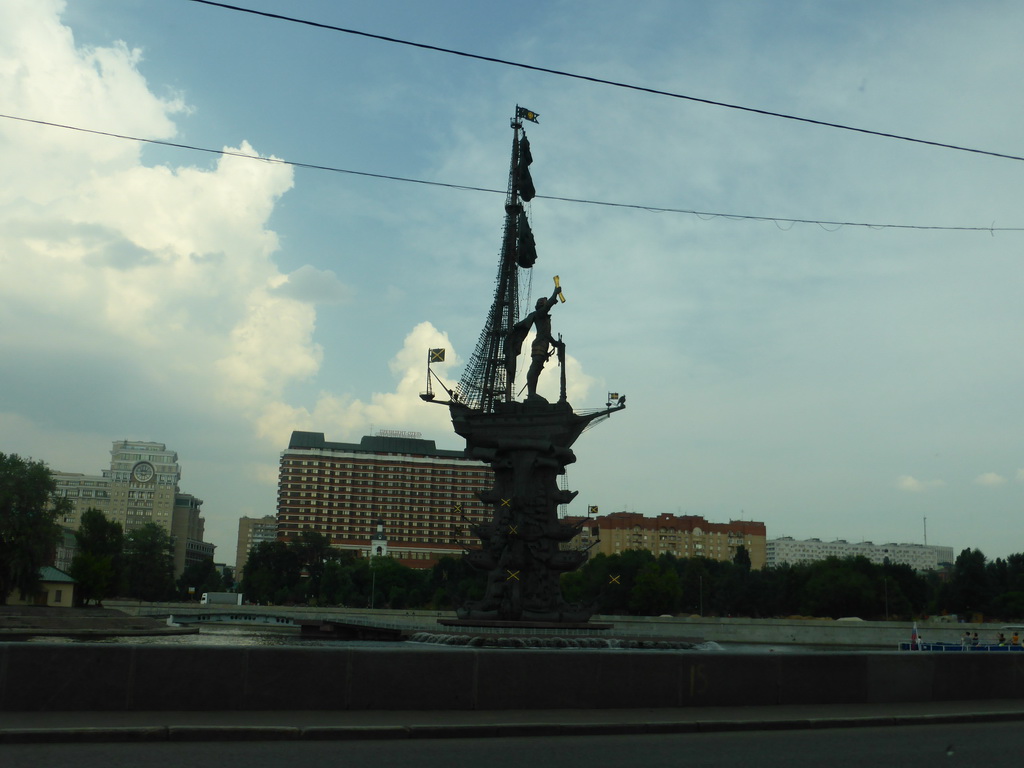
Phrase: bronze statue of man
[{"left": 506, "top": 284, "right": 564, "bottom": 400}]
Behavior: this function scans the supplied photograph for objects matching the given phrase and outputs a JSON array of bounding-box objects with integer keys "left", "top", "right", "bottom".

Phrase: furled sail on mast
[{"left": 454, "top": 107, "right": 539, "bottom": 412}]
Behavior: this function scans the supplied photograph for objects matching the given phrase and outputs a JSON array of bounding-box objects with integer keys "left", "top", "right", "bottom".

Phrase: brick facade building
[
  {"left": 276, "top": 431, "right": 493, "bottom": 568},
  {"left": 568, "top": 511, "right": 767, "bottom": 569}
]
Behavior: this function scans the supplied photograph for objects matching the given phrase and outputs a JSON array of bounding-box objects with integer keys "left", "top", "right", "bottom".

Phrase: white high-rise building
[{"left": 766, "top": 537, "right": 953, "bottom": 571}]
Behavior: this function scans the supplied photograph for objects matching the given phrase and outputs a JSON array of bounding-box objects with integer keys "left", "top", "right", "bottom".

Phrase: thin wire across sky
[
  {"left": 188, "top": 0, "right": 1024, "bottom": 164},
  {"left": 5, "top": 2, "right": 1023, "bottom": 234},
  {"left": 2, "top": 113, "right": 1019, "bottom": 234}
]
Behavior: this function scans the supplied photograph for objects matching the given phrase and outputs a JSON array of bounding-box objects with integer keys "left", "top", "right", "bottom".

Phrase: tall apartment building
[
  {"left": 766, "top": 537, "right": 954, "bottom": 571},
  {"left": 52, "top": 440, "right": 214, "bottom": 577},
  {"left": 277, "top": 431, "right": 493, "bottom": 568},
  {"left": 235, "top": 515, "right": 279, "bottom": 575},
  {"left": 568, "top": 511, "right": 768, "bottom": 569}
]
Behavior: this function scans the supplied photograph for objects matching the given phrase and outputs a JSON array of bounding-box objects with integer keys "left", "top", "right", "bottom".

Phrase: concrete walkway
[{"left": 3, "top": 700, "right": 1024, "bottom": 743}]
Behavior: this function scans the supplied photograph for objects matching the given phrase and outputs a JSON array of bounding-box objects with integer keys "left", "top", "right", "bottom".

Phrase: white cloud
[
  {"left": 253, "top": 321, "right": 457, "bottom": 443},
  {"left": 0, "top": 1, "right": 183, "bottom": 206},
  {"left": 975, "top": 472, "right": 1007, "bottom": 487},
  {"left": 0, "top": 1, "right": 320, "bottom": 556},
  {"left": 895, "top": 475, "right": 944, "bottom": 493},
  {"left": 0, "top": 3, "right": 307, "bottom": 437},
  {"left": 271, "top": 265, "right": 351, "bottom": 305},
  {"left": 215, "top": 289, "right": 322, "bottom": 410}
]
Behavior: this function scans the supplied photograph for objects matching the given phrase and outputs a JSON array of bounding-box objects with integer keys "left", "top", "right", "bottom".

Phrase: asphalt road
[{"left": 6, "top": 721, "right": 1024, "bottom": 768}]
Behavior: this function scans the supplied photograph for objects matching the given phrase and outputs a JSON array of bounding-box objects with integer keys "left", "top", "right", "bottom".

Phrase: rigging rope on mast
[{"left": 454, "top": 106, "right": 541, "bottom": 412}]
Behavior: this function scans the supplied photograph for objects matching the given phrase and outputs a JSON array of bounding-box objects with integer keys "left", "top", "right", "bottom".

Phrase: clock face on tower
[{"left": 132, "top": 462, "right": 155, "bottom": 483}]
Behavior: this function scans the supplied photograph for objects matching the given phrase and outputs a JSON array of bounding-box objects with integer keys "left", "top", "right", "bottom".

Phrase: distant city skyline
[{"left": 3, "top": 1, "right": 1023, "bottom": 563}]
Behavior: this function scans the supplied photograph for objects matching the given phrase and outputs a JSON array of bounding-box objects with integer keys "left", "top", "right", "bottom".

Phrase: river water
[{"left": 23, "top": 625, "right": 850, "bottom": 653}]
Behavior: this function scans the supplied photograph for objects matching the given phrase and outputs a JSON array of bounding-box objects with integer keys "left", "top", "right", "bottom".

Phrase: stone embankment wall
[
  {"left": 602, "top": 615, "right": 992, "bottom": 648},
  {"left": 2, "top": 644, "right": 1022, "bottom": 711}
]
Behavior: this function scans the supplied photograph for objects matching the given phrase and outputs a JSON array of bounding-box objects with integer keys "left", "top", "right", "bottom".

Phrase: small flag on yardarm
[
  {"left": 429, "top": 348, "right": 445, "bottom": 363},
  {"left": 588, "top": 505, "right": 598, "bottom": 515},
  {"left": 608, "top": 392, "right": 619, "bottom": 402}
]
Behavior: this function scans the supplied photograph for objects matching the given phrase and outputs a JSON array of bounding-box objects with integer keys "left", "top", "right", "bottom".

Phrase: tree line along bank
[{"left": 3, "top": 453, "right": 1022, "bottom": 620}]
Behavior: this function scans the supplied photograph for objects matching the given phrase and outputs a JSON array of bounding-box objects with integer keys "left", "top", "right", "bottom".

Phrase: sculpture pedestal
[{"left": 450, "top": 399, "right": 599, "bottom": 624}]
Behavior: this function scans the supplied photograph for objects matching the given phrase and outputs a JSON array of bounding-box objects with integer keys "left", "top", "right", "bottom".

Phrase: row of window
[
  {"left": 279, "top": 492, "right": 480, "bottom": 501},
  {"left": 281, "top": 469, "right": 489, "bottom": 478},
  {"left": 278, "top": 514, "right": 483, "bottom": 527},
  {"left": 280, "top": 479, "right": 486, "bottom": 489},
  {"left": 281, "top": 462, "right": 488, "bottom": 470},
  {"left": 279, "top": 509, "right": 486, "bottom": 520},
  {"left": 279, "top": 487, "right": 482, "bottom": 496},
  {"left": 279, "top": 524, "right": 471, "bottom": 546},
  {"left": 609, "top": 529, "right": 754, "bottom": 538},
  {"left": 280, "top": 466, "right": 487, "bottom": 483},
  {"left": 106, "top": 472, "right": 176, "bottom": 484},
  {"left": 279, "top": 502, "right": 480, "bottom": 512}
]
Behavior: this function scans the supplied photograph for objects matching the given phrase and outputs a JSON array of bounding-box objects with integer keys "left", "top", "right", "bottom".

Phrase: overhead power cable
[
  {"left": 187, "top": 0, "right": 1024, "bottom": 164},
  {"left": 3, "top": 113, "right": 1021, "bottom": 234}
]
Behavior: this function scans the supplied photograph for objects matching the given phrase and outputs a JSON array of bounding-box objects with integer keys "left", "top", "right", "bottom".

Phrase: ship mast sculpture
[{"left": 423, "top": 107, "right": 624, "bottom": 625}]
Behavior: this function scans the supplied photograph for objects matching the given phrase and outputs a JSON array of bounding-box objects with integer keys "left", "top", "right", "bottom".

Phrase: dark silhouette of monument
[{"left": 423, "top": 107, "right": 624, "bottom": 625}]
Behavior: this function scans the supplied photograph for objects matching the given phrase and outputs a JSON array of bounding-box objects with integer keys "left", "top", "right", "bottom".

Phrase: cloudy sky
[{"left": 3, "top": 0, "right": 1023, "bottom": 565}]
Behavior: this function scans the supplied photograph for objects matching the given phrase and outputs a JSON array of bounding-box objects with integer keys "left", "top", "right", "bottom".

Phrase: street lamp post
[{"left": 370, "top": 558, "right": 376, "bottom": 610}]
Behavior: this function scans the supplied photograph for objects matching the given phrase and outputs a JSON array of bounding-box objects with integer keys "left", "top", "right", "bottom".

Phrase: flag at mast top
[{"left": 516, "top": 106, "right": 540, "bottom": 123}]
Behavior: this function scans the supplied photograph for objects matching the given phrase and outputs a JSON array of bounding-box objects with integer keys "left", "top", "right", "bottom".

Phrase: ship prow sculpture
[{"left": 423, "top": 107, "right": 624, "bottom": 625}]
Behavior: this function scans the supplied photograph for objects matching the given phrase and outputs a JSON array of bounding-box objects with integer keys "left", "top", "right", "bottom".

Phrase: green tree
[
  {"left": 1006, "top": 553, "right": 1024, "bottom": 592},
  {"left": 241, "top": 541, "right": 301, "bottom": 604},
  {"left": 801, "top": 557, "right": 877, "bottom": 618},
  {"left": 0, "top": 453, "right": 64, "bottom": 604},
  {"left": 946, "top": 548, "right": 991, "bottom": 618},
  {"left": 629, "top": 561, "right": 682, "bottom": 615},
  {"left": 176, "top": 557, "right": 222, "bottom": 600},
  {"left": 220, "top": 566, "right": 235, "bottom": 592},
  {"left": 362, "top": 556, "right": 401, "bottom": 608},
  {"left": 879, "top": 561, "right": 927, "bottom": 619},
  {"left": 69, "top": 508, "right": 123, "bottom": 606},
  {"left": 122, "top": 524, "right": 176, "bottom": 602},
  {"left": 558, "top": 549, "right": 660, "bottom": 615},
  {"left": 290, "top": 530, "right": 333, "bottom": 567},
  {"left": 678, "top": 557, "right": 712, "bottom": 616},
  {"left": 989, "top": 591, "right": 1024, "bottom": 620},
  {"left": 716, "top": 558, "right": 754, "bottom": 617},
  {"left": 318, "top": 558, "right": 354, "bottom": 605},
  {"left": 430, "top": 555, "right": 485, "bottom": 609},
  {"left": 289, "top": 530, "right": 335, "bottom": 602},
  {"left": 733, "top": 546, "right": 752, "bottom": 572}
]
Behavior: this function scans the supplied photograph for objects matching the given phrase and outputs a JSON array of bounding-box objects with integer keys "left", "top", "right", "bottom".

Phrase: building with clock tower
[
  {"left": 106, "top": 440, "right": 181, "bottom": 532},
  {"left": 52, "top": 440, "right": 214, "bottom": 577}
]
